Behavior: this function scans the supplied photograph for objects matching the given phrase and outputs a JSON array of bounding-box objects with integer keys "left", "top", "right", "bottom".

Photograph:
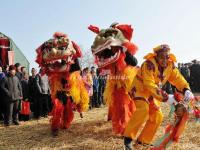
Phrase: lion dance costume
[
  {"left": 36, "top": 32, "right": 89, "bottom": 136},
  {"left": 88, "top": 23, "right": 138, "bottom": 135},
  {"left": 123, "top": 44, "right": 193, "bottom": 149}
]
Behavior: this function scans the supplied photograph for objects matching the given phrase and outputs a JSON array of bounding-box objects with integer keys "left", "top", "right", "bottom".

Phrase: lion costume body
[
  {"left": 36, "top": 32, "right": 89, "bottom": 135},
  {"left": 88, "top": 23, "right": 138, "bottom": 135}
]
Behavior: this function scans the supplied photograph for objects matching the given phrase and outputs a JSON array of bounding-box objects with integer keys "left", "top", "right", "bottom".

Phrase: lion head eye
[
  {"left": 58, "top": 47, "right": 65, "bottom": 51},
  {"left": 104, "top": 30, "right": 117, "bottom": 38}
]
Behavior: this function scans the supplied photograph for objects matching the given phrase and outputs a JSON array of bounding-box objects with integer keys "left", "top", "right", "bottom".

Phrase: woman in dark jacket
[{"left": 20, "top": 72, "right": 30, "bottom": 121}]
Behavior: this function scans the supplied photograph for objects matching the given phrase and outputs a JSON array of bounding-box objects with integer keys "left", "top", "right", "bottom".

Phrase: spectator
[
  {"left": 0, "top": 66, "right": 5, "bottom": 120},
  {"left": 98, "top": 74, "right": 106, "bottom": 106},
  {"left": 91, "top": 68, "right": 99, "bottom": 107},
  {"left": 190, "top": 60, "right": 200, "bottom": 92},
  {"left": 21, "top": 66, "right": 26, "bottom": 72},
  {"left": 0, "top": 65, "right": 22, "bottom": 126},
  {"left": 82, "top": 67, "right": 93, "bottom": 109},
  {"left": 15, "top": 63, "right": 23, "bottom": 114},
  {"left": 0, "top": 66, "right": 5, "bottom": 80},
  {"left": 181, "top": 64, "right": 190, "bottom": 82},
  {"left": 20, "top": 72, "right": 30, "bottom": 121},
  {"left": 178, "top": 63, "right": 181, "bottom": 71},
  {"left": 15, "top": 63, "right": 23, "bottom": 81},
  {"left": 34, "top": 69, "right": 50, "bottom": 119},
  {"left": 28, "top": 68, "right": 39, "bottom": 117},
  {"left": 3, "top": 65, "right": 9, "bottom": 75},
  {"left": 21, "top": 66, "right": 27, "bottom": 76}
]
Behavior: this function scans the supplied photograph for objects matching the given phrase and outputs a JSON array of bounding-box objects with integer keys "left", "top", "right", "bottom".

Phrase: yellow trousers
[{"left": 124, "top": 100, "right": 163, "bottom": 144}]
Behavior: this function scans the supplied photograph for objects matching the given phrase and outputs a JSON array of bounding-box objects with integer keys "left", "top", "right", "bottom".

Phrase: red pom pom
[
  {"left": 123, "top": 42, "right": 138, "bottom": 55},
  {"left": 88, "top": 25, "right": 100, "bottom": 34},
  {"left": 116, "top": 24, "right": 133, "bottom": 41}
]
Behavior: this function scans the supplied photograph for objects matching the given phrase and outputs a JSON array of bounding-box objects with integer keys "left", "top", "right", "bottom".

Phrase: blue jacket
[
  {"left": 93, "top": 76, "right": 99, "bottom": 89},
  {"left": 0, "top": 72, "right": 5, "bottom": 81}
]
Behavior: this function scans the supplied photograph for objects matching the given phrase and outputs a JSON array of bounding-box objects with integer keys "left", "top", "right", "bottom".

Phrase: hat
[
  {"left": 144, "top": 44, "right": 176, "bottom": 62},
  {"left": 14, "top": 63, "right": 21, "bottom": 68},
  {"left": 9, "top": 65, "right": 16, "bottom": 71},
  {"left": 153, "top": 44, "right": 170, "bottom": 53}
]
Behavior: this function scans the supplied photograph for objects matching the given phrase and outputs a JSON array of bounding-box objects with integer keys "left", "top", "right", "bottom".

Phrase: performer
[
  {"left": 123, "top": 44, "right": 194, "bottom": 149},
  {"left": 36, "top": 32, "right": 89, "bottom": 136},
  {"left": 88, "top": 23, "right": 138, "bottom": 135}
]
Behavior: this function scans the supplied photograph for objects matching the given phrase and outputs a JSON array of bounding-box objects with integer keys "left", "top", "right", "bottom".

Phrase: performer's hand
[
  {"left": 161, "top": 91, "right": 168, "bottom": 102},
  {"left": 184, "top": 90, "right": 194, "bottom": 102}
]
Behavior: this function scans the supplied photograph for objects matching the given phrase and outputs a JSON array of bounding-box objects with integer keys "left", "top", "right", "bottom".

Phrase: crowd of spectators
[
  {"left": 163, "top": 59, "right": 200, "bottom": 94},
  {"left": 0, "top": 63, "right": 106, "bottom": 127},
  {"left": 82, "top": 67, "right": 106, "bottom": 109},
  {"left": 0, "top": 63, "right": 51, "bottom": 126}
]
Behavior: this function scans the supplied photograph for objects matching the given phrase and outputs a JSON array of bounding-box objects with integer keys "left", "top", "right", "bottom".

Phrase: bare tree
[{"left": 78, "top": 45, "right": 95, "bottom": 69}]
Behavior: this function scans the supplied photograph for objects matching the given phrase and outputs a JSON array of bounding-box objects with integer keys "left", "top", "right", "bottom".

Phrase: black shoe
[
  {"left": 4, "top": 123, "right": 10, "bottom": 127},
  {"left": 51, "top": 129, "right": 59, "bottom": 137},
  {"left": 33, "top": 116, "right": 41, "bottom": 120},
  {"left": 135, "top": 140, "right": 154, "bottom": 147},
  {"left": 80, "top": 113, "right": 83, "bottom": 118},
  {"left": 13, "top": 121, "right": 20, "bottom": 125},
  {"left": 124, "top": 137, "right": 133, "bottom": 150}
]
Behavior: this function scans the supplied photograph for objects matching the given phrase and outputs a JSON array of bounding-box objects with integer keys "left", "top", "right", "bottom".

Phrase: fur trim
[{"left": 53, "top": 32, "right": 67, "bottom": 38}]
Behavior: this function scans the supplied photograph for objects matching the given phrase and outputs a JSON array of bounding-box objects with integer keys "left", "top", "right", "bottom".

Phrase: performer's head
[{"left": 154, "top": 44, "right": 170, "bottom": 68}]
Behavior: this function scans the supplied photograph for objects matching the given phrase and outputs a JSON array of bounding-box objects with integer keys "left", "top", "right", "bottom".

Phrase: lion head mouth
[
  {"left": 43, "top": 57, "right": 73, "bottom": 72},
  {"left": 94, "top": 46, "right": 122, "bottom": 68},
  {"left": 36, "top": 32, "right": 81, "bottom": 73},
  {"left": 91, "top": 28, "right": 127, "bottom": 68}
]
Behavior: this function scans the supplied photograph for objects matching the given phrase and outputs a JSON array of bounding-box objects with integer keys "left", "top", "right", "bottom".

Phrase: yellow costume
[
  {"left": 36, "top": 32, "right": 89, "bottom": 136},
  {"left": 124, "top": 45, "right": 190, "bottom": 144},
  {"left": 88, "top": 23, "right": 138, "bottom": 135}
]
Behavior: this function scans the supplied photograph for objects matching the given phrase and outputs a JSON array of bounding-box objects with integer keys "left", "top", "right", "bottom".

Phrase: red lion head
[
  {"left": 88, "top": 23, "right": 138, "bottom": 71},
  {"left": 36, "top": 32, "right": 82, "bottom": 74}
]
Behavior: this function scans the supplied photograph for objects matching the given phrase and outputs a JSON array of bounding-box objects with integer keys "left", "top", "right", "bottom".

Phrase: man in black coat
[
  {"left": 14, "top": 63, "right": 23, "bottom": 81},
  {"left": 0, "top": 65, "right": 22, "bottom": 126},
  {"left": 190, "top": 60, "right": 200, "bottom": 92},
  {"left": 28, "top": 68, "right": 40, "bottom": 117}
]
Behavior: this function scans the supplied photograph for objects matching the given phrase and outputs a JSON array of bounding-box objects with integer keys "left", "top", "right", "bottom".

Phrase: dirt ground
[{"left": 0, "top": 103, "right": 200, "bottom": 150}]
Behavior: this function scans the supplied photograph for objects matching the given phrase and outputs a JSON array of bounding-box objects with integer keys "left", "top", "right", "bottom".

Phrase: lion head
[
  {"left": 36, "top": 32, "right": 82, "bottom": 74},
  {"left": 88, "top": 23, "right": 138, "bottom": 70}
]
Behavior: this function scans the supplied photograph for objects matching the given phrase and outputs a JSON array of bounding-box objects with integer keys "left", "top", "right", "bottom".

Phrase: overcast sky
[{"left": 1, "top": 0, "right": 200, "bottom": 69}]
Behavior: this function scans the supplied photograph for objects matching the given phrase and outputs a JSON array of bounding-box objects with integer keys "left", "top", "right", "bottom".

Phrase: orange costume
[
  {"left": 103, "top": 65, "right": 138, "bottom": 134},
  {"left": 124, "top": 44, "right": 191, "bottom": 148},
  {"left": 88, "top": 23, "right": 138, "bottom": 135},
  {"left": 36, "top": 32, "right": 89, "bottom": 136}
]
